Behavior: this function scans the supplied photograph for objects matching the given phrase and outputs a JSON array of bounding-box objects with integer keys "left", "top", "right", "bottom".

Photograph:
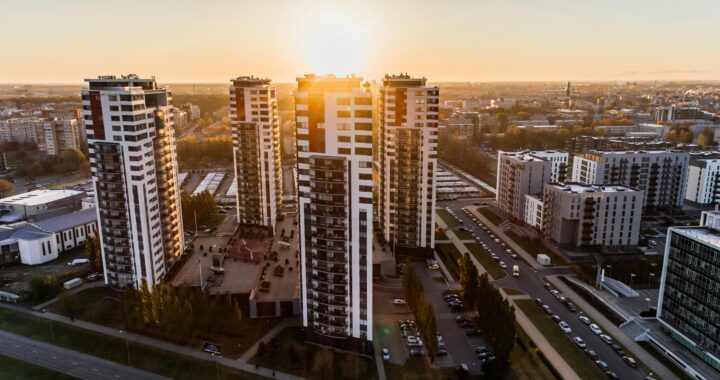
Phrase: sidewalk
[
  {"left": 0, "top": 302, "right": 301, "bottom": 380},
  {"left": 546, "top": 275, "right": 676, "bottom": 380}
]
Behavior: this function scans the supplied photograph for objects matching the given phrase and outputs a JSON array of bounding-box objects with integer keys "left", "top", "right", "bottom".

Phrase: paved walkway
[
  {"left": 0, "top": 302, "right": 301, "bottom": 380},
  {"left": 0, "top": 329, "right": 169, "bottom": 380},
  {"left": 547, "top": 275, "right": 676, "bottom": 380}
]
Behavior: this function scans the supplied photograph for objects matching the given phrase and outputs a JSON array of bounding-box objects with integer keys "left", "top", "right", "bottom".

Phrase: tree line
[
  {"left": 181, "top": 190, "right": 218, "bottom": 230},
  {"left": 402, "top": 259, "right": 438, "bottom": 360},
  {"left": 176, "top": 136, "right": 233, "bottom": 164}
]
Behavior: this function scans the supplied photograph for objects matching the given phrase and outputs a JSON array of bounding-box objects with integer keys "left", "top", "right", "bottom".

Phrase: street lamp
[
  {"left": 649, "top": 273, "right": 656, "bottom": 286},
  {"left": 605, "top": 264, "right": 612, "bottom": 278},
  {"left": 119, "top": 330, "right": 130, "bottom": 365},
  {"left": 630, "top": 273, "right": 636, "bottom": 288}
]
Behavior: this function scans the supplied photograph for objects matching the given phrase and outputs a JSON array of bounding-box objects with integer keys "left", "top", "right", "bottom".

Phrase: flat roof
[
  {"left": 0, "top": 190, "right": 83, "bottom": 207},
  {"left": 547, "top": 182, "right": 638, "bottom": 194},
  {"left": 33, "top": 208, "right": 97, "bottom": 233},
  {"left": 673, "top": 226, "right": 720, "bottom": 248}
]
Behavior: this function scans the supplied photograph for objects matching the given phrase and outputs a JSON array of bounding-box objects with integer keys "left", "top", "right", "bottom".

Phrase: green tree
[
  {"left": 0, "top": 179, "right": 15, "bottom": 197},
  {"left": 84, "top": 235, "right": 102, "bottom": 272},
  {"left": 61, "top": 148, "right": 87, "bottom": 173},
  {"left": 459, "top": 252, "right": 479, "bottom": 309},
  {"left": 29, "top": 275, "right": 60, "bottom": 301}
]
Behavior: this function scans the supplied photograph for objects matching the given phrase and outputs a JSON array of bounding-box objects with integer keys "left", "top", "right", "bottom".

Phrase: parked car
[
  {"left": 474, "top": 346, "right": 490, "bottom": 355},
  {"left": 585, "top": 349, "right": 598, "bottom": 360},
  {"left": 382, "top": 348, "right": 390, "bottom": 361},
  {"left": 551, "top": 315, "right": 561, "bottom": 323},
  {"left": 465, "top": 329, "right": 482, "bottom": 337},
  {"left": 589, "top": 324, "right": 603, "bottom": 335},
  {"left": 573, "top": 337, "right": 587, "bottom": 349},
  {"left": 566, "top": 302, "right": 577, "bottom": 313},
  {"left": 595, "top": 360, "right": 609, "bottom": 371},
  {"left": 611, "top": 344, "right": 625, "bottom": 356},
  {"left": 605, "top": 371, "right": 620, "bottom": 379},
  {"left": 558, "top": 321, "right": 572, "bottom": 334},
  {"left": 499, "top": 261, "right": 507, "bottom": 269},
  {"left": 408, "top": 349, "right": 424, "bottom": 358},
  {"left": 600, "top": 334, "right": 613, "bottom": 345},
  {"left": 436, "top": 349, "right": 448, "bottom": 357},
  {"left": 535, "top": 298, "right": 543, "bottom": 306},
  {"left": 579, "top": 315, "right": 591, "bottom": 325},
  {"left": 456, "top": 315, "right": 471, "bottom": 324},
  {"left": 623, "top": 356, "right": 638, "bottom": 368},
  {"left": 393, "top": 298, "right": 407, "bottom": 305},
  {"left": 542, "top": 305, "right": 553, "bottom": 315},
  {"left": 456, "top": 363, "right": 469, "bottom": 375}
]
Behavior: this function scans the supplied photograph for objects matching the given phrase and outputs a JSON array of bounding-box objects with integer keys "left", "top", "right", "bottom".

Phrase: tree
[
  {"left": 29, "top": 275, "right": 60, "bottom": 301},
  {"left": 84, "top": 235, "right": 102, "bottom": 272},
  {"left": 475, "top": 273, "right": 516, "bottom": 371},
  {"left": 459, "top": 252, "right": 479, "bottom": 310},
  {"left": 181, "top": 190, "right": 218, "bottom": 229},
  {"left": 61, "top": 148, "right": 89, "bottom": 174},
  {"left": 56, "top": 292, "right": 81, "bottom": 320},
  {"left": 0, "top": 179, "right": 15, "bottom": 198},
  {"left": 699, "top": 127, "right": 715, "bottom": 147}
]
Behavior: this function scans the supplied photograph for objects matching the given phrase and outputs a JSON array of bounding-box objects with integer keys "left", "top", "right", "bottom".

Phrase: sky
[{"left": 2, "top": 0, "right": 720, "bottom": 83}]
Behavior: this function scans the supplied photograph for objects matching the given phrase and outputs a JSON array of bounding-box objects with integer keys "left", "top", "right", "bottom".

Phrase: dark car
[
  {"left": 436, "top": 349, "right": 448, "bottom": 357},
  {"left": 535, "top": 298, "right": 543, "bottom": 306},
  {"left": 605, "top": 371, "right": 620, "bottom": 379},
  {"left": 408, "top": 349, "right": 424, "bottom": 358},
  {"left": 456, "top": 315, "right": 470, "bottom": 324},
  {"left": 611, "top": 344, "right": 625, "bottom": 356},
  {"left": 585, "top": 349, "right": 598, "bottom": 360},
  {"left": 566, "top": 302, "right": 577, "bottom": 313},
  {"left": 551, "top": 315, "right": 561, "bottom": 323},
  {"left": 465, "top": 329, "right": 482, "bottom": 337}
]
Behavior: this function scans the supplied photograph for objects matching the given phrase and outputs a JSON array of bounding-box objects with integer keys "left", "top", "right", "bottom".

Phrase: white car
[
  {"left": 499, "top": 261, "right": 508, "bottom": 269},
  {"left": 382, "top": 348, "right": 390, "bottom": 361},
  {"left": 558, "top": 321, "right": 572, "bottom": 334},
  {"left": 579, "top": 315, "right": 591, "bottom": 325},
  {"left": 393, "top": 298, "right": 407, "bottom": 305},
  {"left": 589, "top": 323, "right": 602, "bottom": 335},
  {"left": 573, "top": 337, "right": 587, "bottom": 349},
  {"left": 600, "top": 334, "right": 613, "bottom": 345}
]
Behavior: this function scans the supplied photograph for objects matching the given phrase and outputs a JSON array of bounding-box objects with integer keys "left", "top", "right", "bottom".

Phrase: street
[
  {"left": 0, "top": 329, "right": 169, "bottom": 380},
  {"left": 440, "top": 197, "right": 649, "bottom": 380}
]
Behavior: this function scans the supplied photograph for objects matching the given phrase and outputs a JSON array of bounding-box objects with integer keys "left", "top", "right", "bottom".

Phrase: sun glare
[{"left": 301, "top": 12, "right": 369, "bottom": 76}]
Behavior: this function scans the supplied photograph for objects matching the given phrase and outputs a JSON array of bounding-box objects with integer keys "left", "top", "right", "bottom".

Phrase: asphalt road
[
  {"left": 440, "top": 198, "right": 648, "bottom": 379},
  {"left": 0, "top": 330, "right": 169, "bottom": 380}
]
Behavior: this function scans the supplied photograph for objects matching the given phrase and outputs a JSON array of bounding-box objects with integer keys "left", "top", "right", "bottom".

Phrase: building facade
[
  {"left": 572, "top": 150, "right": 690, "bottom": 209},
  {"left": 496, "top": 151, "right": 567, "bottom": 221},
  {"left": 685, "top": 153, "right": 720, "bottom": 204},
  {"left": 378, "top": 74, "right": 438, "bottom": 254},
  {"left": 230, "top": 76, "right": 282, "bottom": 232},
  {"left": 0, "top": 117, "right": 82, "bottom": 156},
  {"left": 82, "top": 74, "right": 184, "bottom": 291},
  {"left": 541, "top": 183, "right": 643, "bottom": 250},
  {"left": 295, "top": 74, "right": 373, "bottom": 351},
  {"left": 658, "top": 210, "right": 720, "bottom": 372}
]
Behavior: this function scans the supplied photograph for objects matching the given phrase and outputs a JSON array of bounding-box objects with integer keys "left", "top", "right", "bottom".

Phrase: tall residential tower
[
  {"left": 230, "top": 76, "right": 282, "bottom": 232},
  {"left": 379, "top": 74, "right": 439, "bottom": 255},
  {"left": 82, "top": 75, "right": 184, "bottom": 291},
  {"left": 295, "top": 74, "right": 373, "bottom": 351}
]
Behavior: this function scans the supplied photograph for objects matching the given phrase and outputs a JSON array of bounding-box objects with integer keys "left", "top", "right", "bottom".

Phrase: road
[
  {"left": 0, "top": 329, "right": 169, "bottom": 380},
  {"left": 439, "top": 197, "right": 649, "bottom": 380}
]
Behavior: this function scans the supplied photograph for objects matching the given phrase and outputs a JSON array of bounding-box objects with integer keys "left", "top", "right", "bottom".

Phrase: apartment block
[
  {"left": 379, "top": 74, "right": 439, "bottom": 254},
  {"left": 541, "top": 183, "right": 643, "bottom": 249},
  {"left": 658, "top": 210, "right": 720, "bottom": 372},
  {"left": 685, "top": 152, "right": 720, "bottom": 204},
  {"left": 572, "top": 150, "right": 690, "bottom": 209},
  {"left": 496, "top": 150, "right": 567, "bottom": 221},
  {"left": 82, "top": 74, "right": 184, "bottom": 291},
  {"left": 230, "top": 76, "right": 282, "bottom": 232},
  {"left": 295, "top": 74, "right": 373, "bottom": 351},
  {"left": 0, "top": 117, "right": 82, "bottom": 156}
]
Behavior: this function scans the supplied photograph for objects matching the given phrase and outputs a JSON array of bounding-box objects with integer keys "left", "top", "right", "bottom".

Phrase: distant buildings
[
  {"left": 541, "top": 183, "right": 643, "bottom": 250},
  {"left": 171, "top": 107, "right": 188, "bottom": 127},
  {"left": 496, "top": 150, "right": 568, "bottom": 221},
  {"left": 685, "top": 152, "right": 720, "bottom": 204},
  {"left": 658, "top": 210, "right": 720, "bottom": 372},
  {"left": 378, "top": 74, "right": 438, "bottom": 254},
  {"left": 572, "top": 150, "right": 690, "bottom": 209},
  {"left": 182, "top": 102, "right": 201, "bottom": 120},
  {"left": 230, "top": 76, "right": 282, "bottom": 232},
  {"left": 0, "top": 117, "right": 83, "bottom": 156},
  {"left": 82, "top": 74, "right": 184, "bottom": 291},
  {"left": 0, "top": 189, "right": 85, "bottom": 224},
  {"left": 295, "top": 74, "right": 373, "bottom": 351},
  {"left": 655, "top": 102, "right": 719, "bottom": 123},
  {"left": 0, "top": 208, "right": 97, "bottom": 266}
]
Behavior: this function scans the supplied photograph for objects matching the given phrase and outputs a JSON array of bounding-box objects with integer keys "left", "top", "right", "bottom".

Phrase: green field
[
  {"left": 434, "top": 227, "right": 449, "bottom": 241},
  {"left": 435, "top": 243, "right": 462, "bottom": 280},
  {"left": 478, "top": 207, "right": 503, "bottom": 225},
  {"left": 465, "top": 243, "right": 507, "bottom": 280},
  {"left": 0, "top": 307, "right": 262, "bottom": 380},
  {"left": 514, "top": 300, "right": 608, "bottom": 380},
  {"left": 436, "top": 209, "right": 459, "bottom": 228},
  {"left": 451, "top": 228, "right": 474, "bottom": 240},
  {"left": 249, "top": 327, "right": 376, "bottom": 380},
  {"left": 506, "top": 231, "right": 568, "bottom": 265},
  {"left": 0, "top": 354, "right": 78, "bottom": 380}
]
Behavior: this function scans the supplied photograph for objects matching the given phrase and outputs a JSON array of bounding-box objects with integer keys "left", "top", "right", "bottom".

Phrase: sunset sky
[{"left": 2, "top": 0, "right": 719, "bottom": 83}]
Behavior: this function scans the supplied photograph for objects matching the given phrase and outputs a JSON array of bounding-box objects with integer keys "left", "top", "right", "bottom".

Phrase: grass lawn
[
  {"left": 638, "top": 341, "right": 692, "bottom": 380},
  {"left": 434, "top": 227, "right": 449, "bottom": 241},
  {"left": 477, "top": 207, "right": 503, "bottom": 225},
  {"left": 0, "top": 307, "right": 262, "bottom": 380},
  {"left": 0, "top": 354, "right": 79, "bottom": 380},
  {"left": 465, "top": 243, "right": 507, "bottom": 280},
  {"left": 509, "top": 325, "right": 559, "bottom": 380},
  {"left": 384, "top": 358, "right": 458, "bottom": 380},
  {"left": 249, "top": 327, "right": 376, "bottom": 380},
  {"left": 514, "top": 299, "right": 608, "bottom": 380},
  {"left": 435, "top": 244, "right": 462, "bottom": 280},
  {"left": 48, "top": 287, "right": 278, "bottom": 359},
  {"left": 451, "top": 228, "right": 474, "bottom": 241},
  {"left": 436, "top": 209, "right": 459, "bottom": 228},
  {"left": 503, "top": 288, "right": 525, "bottom": 296},
  {"left": 506, "top": 231, "right": 568, "bottom": 266}
]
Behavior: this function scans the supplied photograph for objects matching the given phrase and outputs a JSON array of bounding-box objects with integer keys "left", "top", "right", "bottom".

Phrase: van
[
  {"left": 63, "top": 278, "right": 82, "bottom": 290},
  {"left": 67, "top": 258, "right": 89, "bottom": 266}
]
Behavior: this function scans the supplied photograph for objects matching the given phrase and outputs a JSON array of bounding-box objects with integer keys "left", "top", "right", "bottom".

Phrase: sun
[{"left": 300, "top": 11, "right": 369, "bottom": 76}]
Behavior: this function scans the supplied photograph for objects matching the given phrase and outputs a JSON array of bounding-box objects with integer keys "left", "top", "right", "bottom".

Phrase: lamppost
[
  {"left": 630, "top": 273, "right": 636, "bottom": 288},
  {"left": 211, "top": 353, "right": 220, "bottom": 380},
  {"left": 198, "top": 259, "right": 204, "bottom": 289},
  {"left": 119, "top": 330, "right": 130, "bottom": 365},
  {"left": 605, "top": 264, "right": 612, "bottom": 278},
  {"left": 649, "top": 273, "right": 655, "bottom": 286}
]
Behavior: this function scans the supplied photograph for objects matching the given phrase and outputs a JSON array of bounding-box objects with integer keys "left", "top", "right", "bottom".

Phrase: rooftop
[
  {"left": 673, "top": 226, "right": 720, "bottom": 248},
  {"left": 0, "top": 190, "right": 83, "bottom": 207},
  {"left": 501, "top": 150, "right": 566, "bottom": 162},
  {"left": 547, "top": 182, "right": 638, "bottom": 194},
  {"left": 33, "top": 208, "right": 97, "bottom": 233}
]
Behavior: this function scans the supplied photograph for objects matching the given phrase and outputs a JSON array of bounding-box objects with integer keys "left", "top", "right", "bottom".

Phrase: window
[
  {"left": 355, "top": 135, "right": 371, "bottom": 144},
  {"left": 337, "top": 136, "right": 351, "bottom": 143},
  {"left": 355, "top": 97, "right": 372, "bottom": 105},
  {"left": 337, "top": 98, "right": 351, "bottom": 105},
  {"left": 355, "top": 148, "right": 372, "bottom": 156},
  {"left": 355, "top": 122, "right": 372, "bottom": 131},
  {"left": 337, "top": 110, "right": 351, "bottom": 118},
  {"left": 338, "top": 148, "right": 351, "bottom": 154},
  {"left": 355, "top": 110, "right": 372, "bottom": 118}
]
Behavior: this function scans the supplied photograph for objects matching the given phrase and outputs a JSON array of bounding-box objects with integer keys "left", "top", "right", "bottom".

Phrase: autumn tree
[
  {"left": 84, "top": 235, "right": 102, "bottom": 272},
  {"left": 0, "top": 179, "right": 15, "bottom": 197}
]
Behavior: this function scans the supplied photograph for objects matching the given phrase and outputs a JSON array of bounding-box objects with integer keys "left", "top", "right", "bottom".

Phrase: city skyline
[{"left": 3, "top": 0, "right": 720, "bottom": 83}]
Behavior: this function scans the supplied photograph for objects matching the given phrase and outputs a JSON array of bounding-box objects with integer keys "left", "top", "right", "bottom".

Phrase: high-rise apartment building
[
  {"left": 685, "top": 152, "right": 720, "bottom": 205},
  {"left": 496, "top": 150, "right": 568, "bottom": 221},
  {"left": 82, "top": 74, "right": 184, "bottom": 291},
  {"left": 230, "top": 76, "right": 282, "bottom": 231},
  {"left": 379, "top": 74, "right": 439, "bottom": 254},
  {"left": 0, "top": 117, "right": 82, "bottom": 156},
  {"left": 658, "top": 210, "right": 720, "bottom": 372},
  {"left": 541, "top": 183, "right": 643, "bottom": 249},
  {"left": 572, "top": 150, "right": 690, "bottom": 209},
  {"left": 295, "top": 74, "right": 373, "bottom": 351}
]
